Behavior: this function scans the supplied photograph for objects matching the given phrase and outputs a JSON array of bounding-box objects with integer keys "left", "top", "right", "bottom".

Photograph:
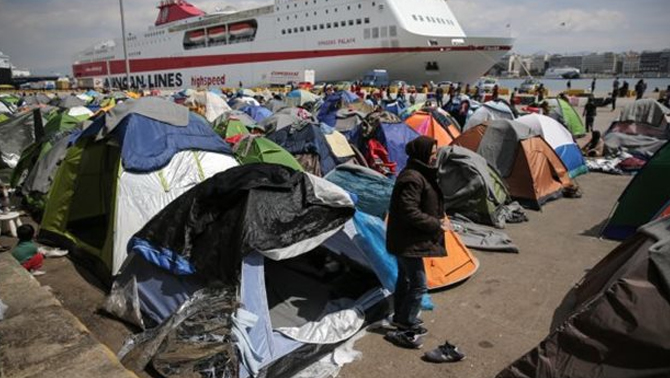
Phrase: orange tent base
[{"left": 424, "top": 218, "right": 480, "bottom": 289}]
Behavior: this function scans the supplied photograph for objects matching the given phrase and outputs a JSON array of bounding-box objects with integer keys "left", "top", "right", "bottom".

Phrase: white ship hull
[{"left": 73, "top": 0, "right": 513, "bottom": 88}]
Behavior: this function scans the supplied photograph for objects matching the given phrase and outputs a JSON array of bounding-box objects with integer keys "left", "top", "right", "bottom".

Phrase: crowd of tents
[{"left": 0, "top": 86, "right": 669, "bottom": 377}]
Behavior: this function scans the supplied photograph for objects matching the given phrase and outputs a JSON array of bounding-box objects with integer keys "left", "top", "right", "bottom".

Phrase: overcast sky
[{"left": 0, "top": 0, "right": 668, "bottom": 75}]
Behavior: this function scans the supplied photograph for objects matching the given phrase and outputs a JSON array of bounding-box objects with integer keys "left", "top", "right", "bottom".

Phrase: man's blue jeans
[{"left": 393, "top": 256, "right": 427, "bottom": 328}]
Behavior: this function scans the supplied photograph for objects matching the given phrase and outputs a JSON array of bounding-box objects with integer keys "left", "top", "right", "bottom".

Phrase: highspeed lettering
[{"left": 191, "top": 75, "right": 227, "bottom": 87}]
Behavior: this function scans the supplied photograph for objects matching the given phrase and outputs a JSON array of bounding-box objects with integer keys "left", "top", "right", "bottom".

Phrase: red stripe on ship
[{"left": 72, "top": 45, "right": 512, "bottom": 77}]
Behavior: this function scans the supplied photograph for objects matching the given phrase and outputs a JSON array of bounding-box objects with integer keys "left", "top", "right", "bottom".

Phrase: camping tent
[
  {"left": 240, "top": 105, "right": 272, "bottom": 123},
  {"left": 11, "top": 110, "right": 91, "bottom": 187},
  {"left": 266, "top": 124, "right": 337, "bottom": 176},
  {"left": 374, "top": 122, "right": 421, "bottom": 173},
  {"left": 233, "top": 134, "right": 303, "bottom": 171},
  {"left": 452, "top": 120, "right": 574, "bottom": 209},
  {"left": 260, "top": 107, "right": 317, "bottom": 133},
  {"left": 497, "top": 215, "right": 670, "bottom": 378},
  {"left": 603, "top": 99, "right": 670, "bottom": 158},
  {"left": 601, "top": 141, "right": 670, "bottom": 240},
  {"left": 437, "top": 145, "right": 511, "bottom": 228},
  {"left": 0, "top": 111, "right": 37, "bottom": 171},
  {"left": 517, "top": 113, "right": 588, "bottom": 177},
  {"left": 286, "top": 89, "right": 320, "bottom": 107},
  {"left": 405, "top": 110, "right": 460, "bottom": 147},
  {"left": 546, "top": 97, "right": 586, "bottom": 137},
  {"left": 106, "top": 165, "right": 387, "bottom": 377},
  {"left": 38, "top": 98, "right": 237, "bottom": 278},
  {"left": 184, "top": 90, "right": 231, "bottom": 122},
  {"left": 463, "top": 100, "right": 516, "bottom": 131}
]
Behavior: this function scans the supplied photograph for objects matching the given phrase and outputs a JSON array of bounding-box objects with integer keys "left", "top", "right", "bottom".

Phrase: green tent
[
  {"left": 602, "top": 141, "right": 670, "bottom": 240},
  {"left": 547, "top": 98, "right": 586, "bottom": 137},
  {"left": 11, "top": 111, "right": 87, "bottom": 186},
  {"left": 234, "top": 135, "right": 303, "bottom": 171},
  {"left": 215, "top": 118, "right": 250, "bottom": 139}
]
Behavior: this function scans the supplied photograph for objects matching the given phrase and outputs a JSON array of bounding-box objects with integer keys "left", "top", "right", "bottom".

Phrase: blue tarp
[
  {"left": 376, "top": 122, "right": 420, "bottom": 173},
  {"left": 325, "top": 165, "right": 394, "bottom": 219}
]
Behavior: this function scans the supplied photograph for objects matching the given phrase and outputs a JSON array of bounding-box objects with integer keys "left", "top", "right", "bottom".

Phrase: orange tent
[
  {"left": 452, "top": 120, "right": 574, "bottom": 209},
  {"left": 405, "top": 111, "right": 460, "bottom": 147},
  {"left": 424, "top": 217, "right": 479, "bottom": 289}
]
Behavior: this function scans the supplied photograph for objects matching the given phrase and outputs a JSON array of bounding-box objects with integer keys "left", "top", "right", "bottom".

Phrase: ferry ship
[{"left": 72, "top": 0, "right": 514, "bottom": 89}]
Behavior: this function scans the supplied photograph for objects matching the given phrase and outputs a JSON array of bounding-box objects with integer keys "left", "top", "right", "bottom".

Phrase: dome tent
[{"left": 38, "top": 98, "right": 237, "bottom": 278}]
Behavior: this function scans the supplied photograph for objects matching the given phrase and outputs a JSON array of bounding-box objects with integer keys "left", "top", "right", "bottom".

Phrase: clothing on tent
[
  {"left": 366, "top": 139, "right": 396, "bottom": 176},
  {"left": 266, "top": 124, "right": 338, "bottom": 176}
]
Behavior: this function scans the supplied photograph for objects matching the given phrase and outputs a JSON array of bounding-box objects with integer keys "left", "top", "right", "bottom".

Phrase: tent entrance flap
[
  {"left": 65, "top": 142, "right": 120, "bottom": 250},
  {"left": 264, "top": 247, "right": 378, "bottom": 331}
]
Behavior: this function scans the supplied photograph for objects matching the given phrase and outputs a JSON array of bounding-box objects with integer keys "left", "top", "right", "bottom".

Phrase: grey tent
[
  {"left": 464, "top": 100, "right": 516, "bottom": 131},
  {"left": 437, "top": 145, "right": 511, "bottom": 228},
  {"left": 55, "top": 95, "right": 87, "bottom": 109},
  {"left": 496, "top": 215, "right": 670, "bottom": 378},
  {"left": 0, "top": 112, "right": 37, "bottom": 173},
  {"left": 604, "top": 99, "right": 670, "bottom": 157}
]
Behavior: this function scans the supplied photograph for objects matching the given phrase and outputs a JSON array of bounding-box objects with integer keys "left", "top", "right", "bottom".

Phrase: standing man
[
  {"left": 612, "top": 77, "right": 620, "bottom": 111},
  {"left": 583, "top": 97, "right": 597, "bottom": 133},
  {"left": 386, "top": 136, "right": 446, "bottom": 348},
  {"left": 435, "top": 85, "right": 444, "bottom": 107},
  {"left": 567, "top": 79, "right": 572, "bottom": 90},
  {"left": 635, "top": 79, "right": 646, "bottom": 100},
  {"left": 591, "top": 78, "right": 597, "bottom": 94}
]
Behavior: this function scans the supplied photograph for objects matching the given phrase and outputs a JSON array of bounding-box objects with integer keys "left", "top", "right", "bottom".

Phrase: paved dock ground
[
  {"left": 0, "top": 253, "right": 137, "bottom": 378},
  {"left": 0, "top": 97, "right": 641, "bottom": 377}
]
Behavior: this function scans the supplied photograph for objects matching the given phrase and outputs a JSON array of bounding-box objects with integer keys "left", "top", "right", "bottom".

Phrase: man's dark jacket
[{"left": 387, "top": 136, "right": 446, "bottom": 258}]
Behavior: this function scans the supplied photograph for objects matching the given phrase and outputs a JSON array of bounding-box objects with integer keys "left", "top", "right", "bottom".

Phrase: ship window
[
  {"left": 326, "top": 9, "right": 328, "bottom": 14},
  {"left": 335, "top": 8, "right": 337, "bottom": 12},
  {"left": 372, "top": 27, "right": 379, "bottom": 38},
  {"left": 372, "top": 2, "right": 376, "bottom": 6},
  {"left": 334, "top": 22, "right": 338, "bottom": 28},
  {"left": 381, "top": 26, "right": 387, "bottom": 38},
  {"left": 288, "top": 29, "right": 292, "bottom": 34},
  {"left": 347, "top": 5, "right": 351, "bottom": 10},
  {"left": 356, "top": 19, "right": 362, "bottom": 25},
  {"left": 428, "top": 39, "right": 438, "bottom": 46},
  {"left": 327, "top": 23, "right": 331, "bottom": 28},
  {"left": 314, "top": 11, "right": 317, "bottom": 15},
  {"left": 294, "top": 27, "right": 298, "bottom": 32},
  {"left": 349, "top": 20, "right": 354, "bottom": 26},
  {"left": 390, "top": 26, "right": 397, "bottom": 36},
  {"left": 364, "top": 17, "right": 370, "bottom": 24},
  {"left": 282, "top": 29, "right": 286, "bottom": 34},
  {"left": 341, "top": 21, "right": 346, "bottom": 27},
  {"left": 277, "top": 17, "right": 280, "bottom": 22},
  {"left": 313, "top": 24, "right": 318, "bottom": 30},
  {"left": 306, "top": 13, "right": 309, "bottom": 17},
  {"left": 300, "top": 26, "right": 305, "bottom": 32},
  {"left": 320, "top": 24, "right": 324, "bottom": 29},
  {"left": 207, "top": 25, "right": 228, "bottom": 47},
  {"left": 306, "top": 25, "right": 311, "bottom": 31},
  {"left": 358, "top": 4, "right": 361, "bottom": 9},
  {"left": 412, "top": 15, "right": 417, "bottom": 21},
  {"left": 364, "top": 28, "right": 370, "bottom": 39}
]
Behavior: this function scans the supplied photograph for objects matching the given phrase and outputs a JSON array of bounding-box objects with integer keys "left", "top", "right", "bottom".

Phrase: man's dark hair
[{"left": 17, "top": 224, "right": 35, "bottom": 242}]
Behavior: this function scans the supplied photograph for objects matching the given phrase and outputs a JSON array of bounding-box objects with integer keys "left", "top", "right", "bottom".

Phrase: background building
[{"left": 581, "top": 52, "right": 617, "bottom": 74}]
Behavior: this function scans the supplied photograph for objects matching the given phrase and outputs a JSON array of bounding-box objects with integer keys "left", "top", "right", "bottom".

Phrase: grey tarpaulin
[
  {"left": 449, "top": 215, "right": 519, "bottom": 253},
  {"left": 603, "top": 132, "right": 666, "bottom": 158},
  {"left": 99, "top": 97, "right": 190, "bottom": 139},
  {"left": 0, "top": 112, "right": 36, "bottom": 169}
]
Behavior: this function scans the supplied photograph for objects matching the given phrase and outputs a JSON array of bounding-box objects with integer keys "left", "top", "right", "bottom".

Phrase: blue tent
[
  {"left": 266, "top": 124, "right": 337, "bottom": 175},
  {"left": 384, "top": 100, "right": 406, "bottom": 116},
  {"left": 375, "top": 122, "right": 421, "bottom": 173},
  {"left": 317, "top": 93, "right": 342, "bottom": 127},
  {"left": 240, "top": 105, "right": 273, "bottom": 123}
]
